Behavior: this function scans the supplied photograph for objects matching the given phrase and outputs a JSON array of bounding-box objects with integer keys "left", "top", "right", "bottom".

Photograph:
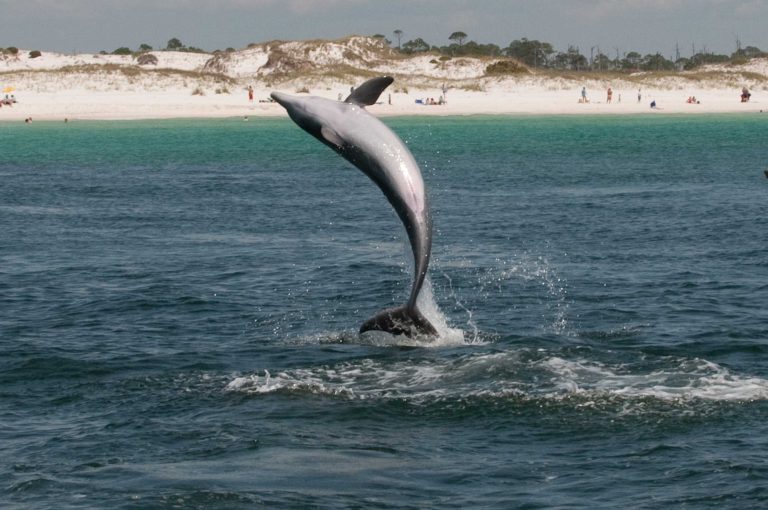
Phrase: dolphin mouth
[{"left": 270, "top": 92, "right": 289, "bottom": 108}]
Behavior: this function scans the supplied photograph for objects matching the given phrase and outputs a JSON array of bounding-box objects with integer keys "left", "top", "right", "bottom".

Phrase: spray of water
[
  {"left": 416, "top": 276, "right": 472, "bottom": 346},
  {"left": 354, "top": 230, "right": 475, "bottom": 347},
  {"left": 474, "top": 254, "right": 571, "bottom": 335}
]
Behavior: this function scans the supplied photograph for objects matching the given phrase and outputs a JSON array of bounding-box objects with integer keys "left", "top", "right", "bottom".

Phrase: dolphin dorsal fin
[{"left": 344, "top": 76, "right": 394, "bottom": 106}]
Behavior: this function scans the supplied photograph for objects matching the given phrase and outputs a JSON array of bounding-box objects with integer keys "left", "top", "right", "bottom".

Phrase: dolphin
[{"left": 271, "top": 76, "right": 437, "bottom": 339}]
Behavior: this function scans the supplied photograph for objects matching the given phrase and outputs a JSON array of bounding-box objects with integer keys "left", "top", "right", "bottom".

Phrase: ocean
[{"left": 1, "top": 113, "right": 767, "bottom": 508}]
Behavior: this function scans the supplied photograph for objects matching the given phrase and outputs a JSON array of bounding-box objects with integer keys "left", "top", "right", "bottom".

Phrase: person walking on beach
[
  {"left": 607, "top": 87, "right": 613, "bottom": 104},
  {"left": 581, "top": 86, "right": 587, "bottom": 103},
  {"left": 637, "top": 88, "right": 642, "bottom": 103},
  {"left": 248, "top": 85, "right": 254, "bottom": 102}
]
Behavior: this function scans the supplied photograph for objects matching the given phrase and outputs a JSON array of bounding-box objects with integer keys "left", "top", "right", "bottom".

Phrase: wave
[{"left": 225, "top": 349, "right": 768, "bottom": 406}]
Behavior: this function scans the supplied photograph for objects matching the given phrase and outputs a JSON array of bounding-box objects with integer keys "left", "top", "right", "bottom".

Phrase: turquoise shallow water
[{"left": 1, "top": 114, "right": 768, "bottom": 508}]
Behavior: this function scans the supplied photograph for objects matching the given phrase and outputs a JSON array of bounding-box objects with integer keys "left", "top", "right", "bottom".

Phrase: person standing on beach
[
  {"left": 581, "top": 87, "right": 587, "bottom": 103},
  {"left": 248, "top": 86, "right": 254, "bottom": 102},
  {"left": 637, "top": 88, "right": 642, "bottom": 103},
  {"left": 607, "top": 87, "right": 613, "bottom": 104}
]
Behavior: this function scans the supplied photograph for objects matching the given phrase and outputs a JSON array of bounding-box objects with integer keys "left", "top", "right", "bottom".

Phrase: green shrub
[
  {"left": 485, "top": 59, "right": 528, "bottom": 75},
  {"left": 29, "top": 50, "right": 42, "bottom": 58},
  {"left": 167, "top": 38, "right": 183, "bottom": 50},
  {"left": 136, "top": 53, "right": 158, "bottom": 65}
]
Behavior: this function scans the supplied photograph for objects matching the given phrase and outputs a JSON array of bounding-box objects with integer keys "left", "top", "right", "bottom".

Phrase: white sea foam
[
  {"left": 535, "top": 356, "right": 768, "bottom": 402},
  {"left": 226, "top": 350, "right": 768, "bottom": 404}
]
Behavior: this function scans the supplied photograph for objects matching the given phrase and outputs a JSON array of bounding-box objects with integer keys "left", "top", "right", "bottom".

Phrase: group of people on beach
[
  {"left": 1, "top": 94, "right": 17, "bottom": 107},
  {"left": 419, "top": 85, "right": 449, "bottom": 105},
  {"left": 580, "top": 86, "right": 625, "bottom": 104},
  {"left": 578, "top": 85, "right": 754, "bottom": 107}
]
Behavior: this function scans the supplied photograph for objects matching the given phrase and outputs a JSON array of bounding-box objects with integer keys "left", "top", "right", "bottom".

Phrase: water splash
[
  {"left": 428, "top": 252, "right": 571, "bottom": 339},
  {"left": 476, "top": 254, "right": 570, "bottom": 335},
  {"left": 417, "top": 277, "right": 474, "bottom": 346},
  {"left": 439, "top": 270, "right": 481, "bottom": 343},
  {"left": 347, "top": 275, "right": 481, "bottom": 348}
]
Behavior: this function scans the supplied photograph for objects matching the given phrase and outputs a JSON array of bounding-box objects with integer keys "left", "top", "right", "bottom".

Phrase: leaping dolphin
[{"left": 271, "top": 76, "right": 437, "bottom": 339}]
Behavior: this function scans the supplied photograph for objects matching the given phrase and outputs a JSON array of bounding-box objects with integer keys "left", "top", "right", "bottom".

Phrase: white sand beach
[
  {"left": 1, "top": 85, "right": 765, "bottom": 122},
  {"left": 2, "top": 37, "right": 766, "bottom": 121}
]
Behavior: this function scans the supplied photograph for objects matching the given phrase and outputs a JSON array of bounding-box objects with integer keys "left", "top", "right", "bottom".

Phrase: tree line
[
  {"left": 375, "top": 31, "right": 767, "bottom": 72},
  {"left": 104, "top": 38, "right": 216, "bottom": 56},
  {"left": 93, "top": 33, "right": 766, "bottom": 73}
]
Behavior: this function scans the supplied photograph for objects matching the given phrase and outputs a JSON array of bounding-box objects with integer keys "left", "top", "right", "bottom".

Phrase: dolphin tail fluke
[{"left": 359, "top": 305, "right": 438, "bottom": 339}]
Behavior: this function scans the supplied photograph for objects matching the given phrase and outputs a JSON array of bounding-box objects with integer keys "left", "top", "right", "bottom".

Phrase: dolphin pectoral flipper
[
  {"left": 344, "top": 76, "right": 394, "bottom": 106},
  {"left": 320, "top": 126, "right": 344, "bottom": 148},
  {"left": 360, "top": 305, "right": 437, "bottom": 338}
]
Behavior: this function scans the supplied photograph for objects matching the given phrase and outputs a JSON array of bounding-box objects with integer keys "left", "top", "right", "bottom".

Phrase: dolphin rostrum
[{"left": 271, "top": 76, "right": 437, "bottom": 339}]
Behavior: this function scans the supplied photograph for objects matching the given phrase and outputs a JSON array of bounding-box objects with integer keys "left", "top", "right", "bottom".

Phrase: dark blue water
[{"left": 2, "top": 114, "right": 767, "bottom": 508}]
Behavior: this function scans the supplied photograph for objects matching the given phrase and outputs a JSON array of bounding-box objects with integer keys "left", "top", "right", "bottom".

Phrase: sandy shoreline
[
  {"left": 2, "top": 40, "right": 766, "bottom": 122},
  {"left": 0, "top": 86, "right": 764, "bottom": 122},
  {"left": 3, "top": 38, "right": 766, "bottom": 122}
]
